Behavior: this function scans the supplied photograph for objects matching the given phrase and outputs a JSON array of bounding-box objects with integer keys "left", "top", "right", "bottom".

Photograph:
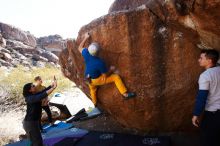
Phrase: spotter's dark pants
[
  {"left": 23, "top": 120, "right": 43, "bottom": 146},
  {"left": 200, "top": 111, "right": 220, "bottom": 146}
]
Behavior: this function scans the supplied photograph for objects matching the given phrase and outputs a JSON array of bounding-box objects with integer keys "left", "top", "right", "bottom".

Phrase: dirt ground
[{"left": 0, "top": 109, "right": 25, "bottom": 145}]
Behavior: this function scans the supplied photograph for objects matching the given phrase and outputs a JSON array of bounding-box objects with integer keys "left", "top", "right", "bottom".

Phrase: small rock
[
  {"left": 24, "top": 53, "right": 33, "bottom": 58},
  {"left": 11, "top": 59, "right": 20, "bottom": 67},
  {"left": 21, "top": 60, "right": 31, "bottom": 67},
  {"left": 32, "top": 61, "right": 45, "bottom": 68},
  {"left": 0, "top": 59, "right": 12, "bottom": 67},
  {"left": 35, "top": 48, "right": 45, "bottom": 54},
  {"left": 41, "top": 51, "right": 59, "bottom": 63},
  {"left": 0, "top": 52, "right": 4, "bottom": 58},
  {"left": 13, "top": 51, "right": 27, "bottom": 60},
  {"left": 32, "top": 54, "right": 48, "bottom": 62},
  {"left": 2, "top": 52, "right": 13, "bottom": 61},
  {"left": 0, "top": 34, "right": 6, "bottom": 47},
  {"left": 0, "top": 47, "right": 11, "bottom": 54},
  {"left": 22, "top": 66, "right": 31, "bottom": 71},
  {"left": 49, "top": 62, "right": 55, "bottom": 66}
]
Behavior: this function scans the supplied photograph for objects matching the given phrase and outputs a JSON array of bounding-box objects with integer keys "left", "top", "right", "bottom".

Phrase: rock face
[
  {"left": 190, "top": 0, "right": 220, "bottom": 50},
  {"left": 0, "top": 34, "right": 6, "bottom": 47},
  {"left": 41, "top": 51, "right": 59, "bottom": 63},
  {"left": 109, "top": 0, "right": 220, "bottom": 50},
  {"left": 37, "top": 35, "right": 66, "bottom": 55},
  {"left": 109, "top": 0, "right": 150, "bottom": 13},
  {"left": 60, "top": 0, "right": 220, "bottom": 132},
  {"left": 0, "top": 22, "right": 36, "bottom": 47},
  {"left": 0, "top": 22, "right": 61, "bottom": 68}
]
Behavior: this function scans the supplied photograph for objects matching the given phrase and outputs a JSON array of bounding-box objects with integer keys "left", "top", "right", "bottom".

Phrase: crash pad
[
  {"left": 66, "top": 107, "right": 102, "bottom": 122},
  {"left": 49, "top": 91, "right": 94, "bottom": 116},
  {"left": 6, "top": 128, "right": 88, "bottom": 146},
  {"left": 65, "top": 108, "right": 88, "bottom": 123},
  {"left": 43, "top": 128, "right": 88, "bottom": 146},
  {"left": 79, "top": 107, "right": 102, "bottom": 121},
  {"left": 42, "top": 121, "right": 73, "bottom": 135},
  {"left": 53, "top": 137, "right": 80, "bottom": 146},
  {"left": 75, "top": 131, "right": 171, "bottom": 146}
]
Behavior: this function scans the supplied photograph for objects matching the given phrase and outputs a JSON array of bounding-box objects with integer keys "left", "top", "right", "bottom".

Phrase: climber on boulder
[{"left": 78, "top": 32, "right": 136, "bottom": 106}]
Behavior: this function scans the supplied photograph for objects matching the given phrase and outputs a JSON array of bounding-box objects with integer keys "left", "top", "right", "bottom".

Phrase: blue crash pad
[
  {"left": 75, "top": 131, "right": 171, "bottom": 146},
  {"left": 43, "top": 128, "right": 88, "bottom": 146},
  {"left": 42, "top": 121, "right": 73, "bottom": 135}
]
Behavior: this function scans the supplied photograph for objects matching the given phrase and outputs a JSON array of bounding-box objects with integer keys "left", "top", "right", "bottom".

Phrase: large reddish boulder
[
  {"left": 59, "top": 0, "right": 220, "bottom": 132},
  {"left": 189, "top": 0, "right": 220, "bottom": 50},
  {"left": 109, "top": 0, "right": 220, "bottom": 50},
  {"left": 109, "top": 0, "right": 150, "bottom": 13}
]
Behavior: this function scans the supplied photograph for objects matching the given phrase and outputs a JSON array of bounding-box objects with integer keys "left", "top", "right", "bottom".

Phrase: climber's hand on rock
[{"left": 84, "top": 32, "right": 90, "bottom": 39}]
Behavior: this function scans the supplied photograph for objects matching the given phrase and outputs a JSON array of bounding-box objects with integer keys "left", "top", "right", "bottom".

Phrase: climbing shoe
[{"left": 124, "top": 92, "right": 136, "bottom": 100}]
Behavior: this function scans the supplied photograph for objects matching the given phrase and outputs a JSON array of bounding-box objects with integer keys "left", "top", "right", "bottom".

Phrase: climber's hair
[
  {"left": 88, "top": 42, "right": 100, "bottom": 56},
  {"left": 34, "top": 76, "right": 41, "bottom": 81},
  {"left": 201, "top": 49, "right": 219, "bottom": 65},
  {"left": 23, "top": 83, "right": 33, "bottom": 97}
]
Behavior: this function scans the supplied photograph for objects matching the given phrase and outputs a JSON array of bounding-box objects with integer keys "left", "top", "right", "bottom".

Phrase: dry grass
[{"left": 0, "top": 65, "right": 74, "bottom": 107}]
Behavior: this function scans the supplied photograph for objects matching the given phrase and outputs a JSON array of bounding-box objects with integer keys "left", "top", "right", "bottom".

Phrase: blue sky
[{"left": 0, "top": 0, "right": 114, "bottom": 39}]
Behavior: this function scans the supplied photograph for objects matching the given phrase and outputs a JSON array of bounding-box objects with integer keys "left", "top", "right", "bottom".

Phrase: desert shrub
[{"left": 0, "top": 65, "right": 73, "bottom": 104}]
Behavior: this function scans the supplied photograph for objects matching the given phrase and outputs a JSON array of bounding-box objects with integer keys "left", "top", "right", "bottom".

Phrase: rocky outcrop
[
  {"left": 32, "top": 54, "right": 48, "bottom": 62},
  {"left": 189, "top": 0, "right": 220, "bottom": 50},
  {"left": 59, "top": 0, "right": 220, "bottom": 132},
  {"left": 37, "top": 35, "right": 66, "bottom": 55},
  {"left": 0, "top": 34, "right": 6, "bottom": 47},
  {"left": 0, "top": 22, "right": 61, "bottom": 68},
  {"left": 40, "top": 51, "right": 59, "bottom": 63},
  {"left": 0, "top": 22, "right": 36, "bottom": 47},
  {"left": 0, "top": 46, "right": 59, "bottom": 68},
  {"left": 34, "top": 48, "right": 59, "bottom": 63},
  {"left": 6, "top": 39, "right": 35, "bottom": 53}
]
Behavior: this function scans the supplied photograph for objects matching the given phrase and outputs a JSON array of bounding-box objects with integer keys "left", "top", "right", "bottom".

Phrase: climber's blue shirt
[{"left": 82, "top": 48, "right": 108, "bottom": 79}]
